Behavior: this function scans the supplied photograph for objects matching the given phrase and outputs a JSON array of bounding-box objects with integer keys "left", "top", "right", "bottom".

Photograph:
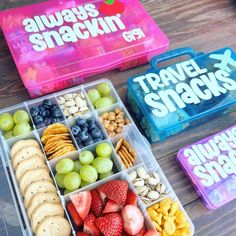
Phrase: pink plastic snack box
[
  {"left": 177, "top": 126, "right": 236, "bottom": 210},
  {"left": 0, "top": 0, "right": 169, "bottom": 98}
]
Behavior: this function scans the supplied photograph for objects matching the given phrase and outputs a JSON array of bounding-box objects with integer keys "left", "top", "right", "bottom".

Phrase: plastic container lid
[
  {"left": 127, "top": 47, "right": 236, "bottom": 142},
  {"left": 0, "top": 0, "right": 169, "bottom": 94},
  {"left": 177, "top": 125, "right": 236, "bottom": 210}
]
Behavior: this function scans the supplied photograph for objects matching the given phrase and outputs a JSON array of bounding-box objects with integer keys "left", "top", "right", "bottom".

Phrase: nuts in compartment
[
  {"left": 115, "top": 138, "right": 137, "bottom": 169},
  {"left": 58, "top": 92, "right": 90, "bottom": 120},
  {"left": 129, "top": 167, "right": 168, "bottom": 205},
  {"left": 99, "top": 108, "right": 131, "bottom": 138},
  {"left": 147, "top": 198, "right": 191, "bottom": 236}
]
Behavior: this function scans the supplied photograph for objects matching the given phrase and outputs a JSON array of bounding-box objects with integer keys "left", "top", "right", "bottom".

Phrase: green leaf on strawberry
[{"left": 99, "top": 0, "right": 125, "bottom": 16}]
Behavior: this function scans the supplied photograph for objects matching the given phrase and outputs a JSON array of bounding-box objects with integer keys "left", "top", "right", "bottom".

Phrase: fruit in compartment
[
  {"left": 64, "top": 172, "right": 81, "bottom": 191},
  {"left": 0, "top": 113, "right": 14, "bottom": 131},
  {"left": 71, "top": 117, "right": 104, "bottom": 149},
  {"left": 96, "top": 142, "right": 112, "bottom": 157},
  {"left": 87, "top": 82, "right": 116, "bottom": 109},
  {"left": 79, "top": 151, "right": 94, "bottom": 165},
  {"left": 80, "top": 165, "right": 98, "bottom": 183},
  {"left": 92, "top": 157, "right": 113, "bottom": 174},
  {"left": 13, "top": 110, "right": 30, "bottom": 124},
  {"left": 56, "top": 158, "right": 74, "bottom": 174},
  {"left": 13, "top": 122, "right": 31, "bottom": 136}
]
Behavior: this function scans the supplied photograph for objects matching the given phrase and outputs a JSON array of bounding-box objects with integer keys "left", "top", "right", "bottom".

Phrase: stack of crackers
[
  {"left": 41, "top": 123, "right": 76, "bottom": 160},
  {"left": 11, "top": 139, "right": 71, "bottom": 236},
  {"left": 115, "top": 138, "right": 136, "bottom": 169}
]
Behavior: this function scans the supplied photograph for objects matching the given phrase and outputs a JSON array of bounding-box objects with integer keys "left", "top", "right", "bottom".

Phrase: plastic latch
[{"left": 150, "top": 47, "right": 196, "bottom": 69}]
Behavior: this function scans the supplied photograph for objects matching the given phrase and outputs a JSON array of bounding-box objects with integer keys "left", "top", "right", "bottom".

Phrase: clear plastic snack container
[
  {"left": 0, "top": 0, "right": 169, "bottom": 98},
  {"left": 0, "top": 79, "right": 194, "bottom": 235},
  {"left": 177, "top": 125, "right": 236, "bottom": 210},
  {"left": 127, "top": 47, "right": 236, "bottom": 143}
]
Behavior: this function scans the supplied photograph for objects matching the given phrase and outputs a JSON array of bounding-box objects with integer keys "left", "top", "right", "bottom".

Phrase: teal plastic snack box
[{"left": 127, "top": 47, "right": 236, "bottom": 142}]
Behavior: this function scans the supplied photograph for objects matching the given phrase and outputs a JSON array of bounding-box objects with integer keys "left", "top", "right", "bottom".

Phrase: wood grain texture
[{"left": 0, "top": 0, "right": 236, "bottom": 235}]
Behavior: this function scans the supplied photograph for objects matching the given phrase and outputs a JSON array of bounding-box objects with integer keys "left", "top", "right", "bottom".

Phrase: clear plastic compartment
[{"left": 0, "top": 79, "right": 194, "bottom": 235}]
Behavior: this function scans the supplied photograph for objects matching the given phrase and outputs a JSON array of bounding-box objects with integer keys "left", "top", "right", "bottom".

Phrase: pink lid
[{"left": 0, "top": 0, "right": 169, "bottom": 91}]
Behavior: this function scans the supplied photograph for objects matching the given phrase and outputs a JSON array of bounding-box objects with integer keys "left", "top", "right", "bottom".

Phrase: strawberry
[
  {"left": 125, "top": 190, "right": 138, "bottom": 206},
  {"left": 134, "top": 226, "right": 147, "bottom": 236},
  {"left": 84, "top": 213, "right": 101, "bottom": 236},
  {"left": 67, "top": 201, "right": 83, "bottom": 227},
  {"left": 144, "top": 229, "right": 158, "bottom": 236},
  {"left": 76, "top": 233, "right": 90, "bottom": 236},
  {"left": 99, "top": 191, "right": 107, "bottom": 204},
  {"left": 70, "top": 191, "right": 92, "bottom": 220},
  {"left": 98, "top": 180, "right": 128, "bottom": 205},
  {"left": 122, "top": 205, "right": 144, "bottom": 235},
  {"left": 103, "top": 199, "right": 122, "bottom": 214},
  {"left": 95, "top": 213, "right": 123, "bottom": 236},
  {"left": 91, "top": 189, "right": 103, "bottom": 217}
]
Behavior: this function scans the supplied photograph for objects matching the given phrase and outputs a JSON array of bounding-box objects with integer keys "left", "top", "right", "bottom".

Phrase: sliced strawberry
[
  {"left": 98, "top": 180, "right": 128, "bottom": 205},
  {"left": 95, "top": 213, "right": 123, "bottom": 236},
  {"left": 76, "top": 233, "right": 90, "bottom": 236},
  {"left": 70, "top": 191, "right": 92, "bottom": 220},
  {"left": 122, "top": 205, "right": 144, "bottom": 235},
  {"left": 91, "top": 189, "right": 103, "bottom": 217},
  {"left": 144, "top": 229, "right": 158, "bottom": 236},
  {"left": 84, "top": 213, "right": 101, "bottom": 236},
  {"left": 134, "top": 226, "right": 147, "bottom": 236},
  {"left": 126, "top": 190, "right": 138, "bottom": 206},
  {"left": 99, "top": 191, "right": 107, "bottom": 204},
  {"left": 67, "top": 201, "right": 83, "bottom": 227},
  {"left": 103, "top": 199, "right": 122, "bottom": 214}
]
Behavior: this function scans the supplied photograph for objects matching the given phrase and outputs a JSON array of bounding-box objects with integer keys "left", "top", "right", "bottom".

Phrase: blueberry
[
  {"left": 81, "top": 126, "right": 88, "bottom": 133},
  {"left": 84, "top": 139, "right": 94, "bottom": 146},
  {"left": 75, "top": 137, "right": 82, "bottom": 144},
  {"left": 38, "top": 105, "right": 46, "bottom": 113},
  {"left": 52, "top": 109, "right": 63, "bottom": 118},
  {"left": 78, "top": 143, "right": 84, "bottom": 149},
  {"left": 80, "top": 131, "right": 89, "bottom": 141},
  {"left": 30, "top": 107, "right": 39, "bottom": 118},
  {"left": 34, "top": 116, "right": 44, "bottom": 125},
  {"left": 88, "top": 117, "right": 96, "bottom": 124},
  {"left": 76, "top": 118, "right": 87, "bottom": 127},
  {"left": 44, "top": 118, "right": 52, "bottom": 126},
  {"left": 51, "top": 104, "right": 59, "bottom": 111},
  {"left": 88, "top": 122, "right": 97, "bottom": 130},
  {"left": 45, "top": 110, "right": 51, "bottom": 117},
  {"left": 36, "top": 122, "right": 46, "bottom": 129},
  {"left": 91, "top": 127, "right": 102, "bottom": 139},
  {"left": 42, "top": 99, "right": 53, "bottom": 109},
  {"left": 40, "top": 110, "right": 47, "bottom": 118},
  {"left": 72, "top": 126, "right": 81, "bottom": 136}
]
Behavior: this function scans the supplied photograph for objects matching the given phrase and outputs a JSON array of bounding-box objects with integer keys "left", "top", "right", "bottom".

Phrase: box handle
[{"left": 150, "top": 47, "right": 196, "bottom": 69}]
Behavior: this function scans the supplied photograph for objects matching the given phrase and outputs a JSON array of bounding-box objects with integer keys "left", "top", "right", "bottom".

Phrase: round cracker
[
  {"left": 31, "top": 202, "right": 64, "bottom": 233},
  {"left": 12, "top": 147, "right": 45, "bottom": 169},
  {"left": 27, "top": 192, "right": 60, "bottom": 220},
  {"left": 10, "top": 139, "right": 39, "bottom": 158},
  {"left": 42, "top": 124, "right": 69, "bottom": 137},
  {"left": 24, "top": 181, "right": 57, "bottom": 208},
  {"left": 15, "top": 157, "right": 47, "bottom": 181},
  {"left": 20, "top": 169, "right": 52, "bottom": 194},
  {"left": 35, "top": 216, "right": 71, "bottom": 236}
]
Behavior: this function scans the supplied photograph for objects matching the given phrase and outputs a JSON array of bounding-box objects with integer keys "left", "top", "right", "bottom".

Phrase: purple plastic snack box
[{"left": 177, "top": 126, "right": 236, "bottom": 210}]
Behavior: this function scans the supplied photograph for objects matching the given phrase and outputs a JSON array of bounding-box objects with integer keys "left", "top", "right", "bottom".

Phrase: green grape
[
  {"left": 96, "top": 142, "right": 112, "bottom": 157},
  {"left": 80, "top": 180, "right": 90, "bottom": 188},
  {"left": 64, "top": 189, "right": 73, "bottom": 195},
  {"left": 80, "top": 165, "right": 98, "bottom": 183},
  {"left": 92, "top": 157, "right": 113, "bottom": 174},
  {"left": 13, "top": 110, "right": 30, "bottom": 124},
  {"left": 73, "top": 160, "right": 83, "bottom": 172},
  {"left": 56, "top": 158, "right": 74, "bottom": 174},
  {"left": 97, "top": 82, "right": 111, "bottom": 96},
  {"left": 105, "top": 95, "right": 116, "bottom": 104},
  {"left": 55, "top": 173, "right": 66, "bottom": 189},
  {"left": 95, "top": 97, "right": 113, "bottom": 109},
  {"left": 13, "top": 122, "right": 31, "bottom": 136},
  {"left": 79, "top": 151, "right": 94, "bottom": 165},
  {"left": 0, "top": 113, "right": 14, "bottom": 131},
  {"left": 87, "top": 89, "right": 101, "bottom": 105},
  {"left": 99, "top": 171, "right": 114, "bottom": 180},
  {"left": 64, "top": 172, "right": 81, "bottom": 191},
  {"left": 4, "top": 130, "right": 14, "bottom": 139}
]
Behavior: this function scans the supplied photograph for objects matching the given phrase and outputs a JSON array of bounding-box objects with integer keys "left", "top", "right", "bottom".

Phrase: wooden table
[{"left": 0, "top": 0, "right": 236, "bottom": 235}]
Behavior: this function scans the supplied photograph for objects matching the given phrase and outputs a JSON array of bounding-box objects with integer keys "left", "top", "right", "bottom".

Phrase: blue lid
[{"left": 127, "top": 47, "right": 236, "bottom": 142}]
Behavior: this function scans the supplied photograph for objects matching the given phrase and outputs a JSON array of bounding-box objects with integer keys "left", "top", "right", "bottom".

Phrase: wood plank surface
[{"left": 1, "top": 0, "right": 236, "bottom": 235}]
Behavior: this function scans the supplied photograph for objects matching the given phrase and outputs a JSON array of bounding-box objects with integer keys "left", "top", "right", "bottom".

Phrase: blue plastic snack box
[{"left": 127, "top": 47, "right": 236, "bottom": 142}]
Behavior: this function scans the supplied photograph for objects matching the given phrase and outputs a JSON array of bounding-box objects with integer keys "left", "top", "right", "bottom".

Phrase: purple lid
[{"left": 177, "top": 125, "right": 236, "bottom": 210}]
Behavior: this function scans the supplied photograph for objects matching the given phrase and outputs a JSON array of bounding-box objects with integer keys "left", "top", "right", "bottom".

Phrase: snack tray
[{"left": 0, "top": 79, "right": 194, "bottom": 235}]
